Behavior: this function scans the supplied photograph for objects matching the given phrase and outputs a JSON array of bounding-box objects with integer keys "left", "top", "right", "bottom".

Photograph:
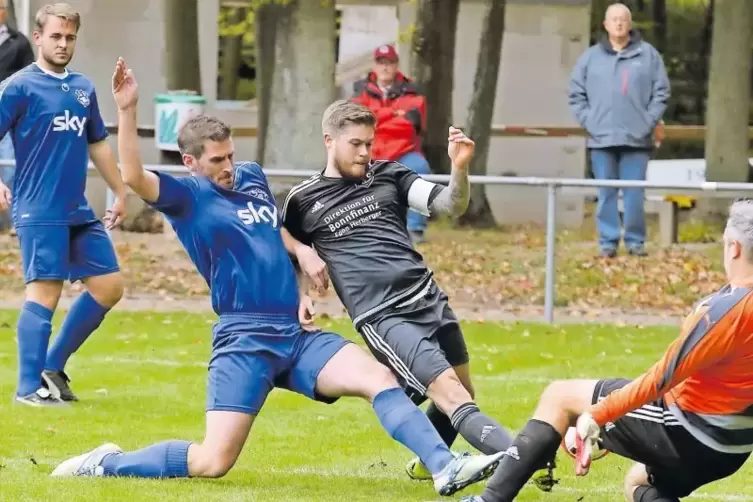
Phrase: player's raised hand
[
  {"left": 112, "top": 57, "right": 139, "bottom": 110},
  {"left": 295, "top": 244, "right": 330, "bottom": 292},
  {"left": 104, "top": 195, "right": 127, "bottom": 230},
  {"left": 298, "top": 295, "right": 321, "bottom": 333},
  {"left": 0, "top": 182, "right": 10, "bottom": 213},
  {"left": 447, "top": 126, "right": 475, "bottom": 169}
]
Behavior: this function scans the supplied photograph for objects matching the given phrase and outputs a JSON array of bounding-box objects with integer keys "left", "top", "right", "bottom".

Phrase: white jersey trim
[{"left": 282, "top": 174, "right": 321, "bottom": 221}]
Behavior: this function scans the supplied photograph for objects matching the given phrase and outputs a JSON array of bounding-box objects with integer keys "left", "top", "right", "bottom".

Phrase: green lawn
[{"left": 0, "top": 311, "right": 750, "bottom": 501}]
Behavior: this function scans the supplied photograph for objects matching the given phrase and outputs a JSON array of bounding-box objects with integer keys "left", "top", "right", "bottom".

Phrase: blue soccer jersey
[
  {"left": 148, "top": 162, "right": 300, "bottom": 317},
  {"left": 0, "top": 63, "right": 108, "bottom": 227}
]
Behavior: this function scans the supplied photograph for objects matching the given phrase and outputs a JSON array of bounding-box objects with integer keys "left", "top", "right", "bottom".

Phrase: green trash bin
[{"left": 154, "top": 92, "right": 206, "bottom": 152}]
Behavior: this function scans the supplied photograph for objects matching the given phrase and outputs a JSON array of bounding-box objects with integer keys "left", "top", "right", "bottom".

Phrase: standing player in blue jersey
[
  {"left": 49, "top": 58, "right": 505, "bottom": 497},
  {"left": 0, "top": 3, "right": 126, "bottom": 406}
]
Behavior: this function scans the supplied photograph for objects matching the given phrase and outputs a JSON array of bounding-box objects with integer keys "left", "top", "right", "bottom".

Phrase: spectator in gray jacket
[{"left": 568, "top": 2, "right": 670, "bottom": 258}]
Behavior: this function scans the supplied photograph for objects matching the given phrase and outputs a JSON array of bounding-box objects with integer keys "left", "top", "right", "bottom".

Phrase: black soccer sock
[
  {"left": 450, "top": 402, "right": 513, "bottom": 455},
  {"left": 479, "top": 419, "right": 562, "bottom": 502},
  {"left": 426, "top": 402, "right": 459, "bottom": 447},
  {"left": 634, "top": 486, "right": 680, "bottom": 502}
]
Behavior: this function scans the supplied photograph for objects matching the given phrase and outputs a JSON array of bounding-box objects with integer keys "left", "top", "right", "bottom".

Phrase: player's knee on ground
[
  {"left": 624, "top": 463, "right": 651, "bottom": 501},
  {"left": 427, "top": 369, "right": 473, "bottom": 416},
  {"left": 25, "top": 280, "right": 64, "bottom": 310},
  {"left": 85, "top": 272, "right": 124, "bottom": 308},
  {"left": 188, "top": 442, "right": 241, "bottom": 478}
]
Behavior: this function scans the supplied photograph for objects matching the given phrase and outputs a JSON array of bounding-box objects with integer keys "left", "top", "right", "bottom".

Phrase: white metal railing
[{"left": 0, "top": 159, "right": 749, "bottom": 323}]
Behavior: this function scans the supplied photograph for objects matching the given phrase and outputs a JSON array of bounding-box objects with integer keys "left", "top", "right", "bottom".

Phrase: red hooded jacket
[{"left": 351, "top": 72, "right": 427, "bottom": 161}]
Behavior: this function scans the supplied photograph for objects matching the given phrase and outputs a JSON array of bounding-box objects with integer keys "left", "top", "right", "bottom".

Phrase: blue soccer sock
[
  {"left": 101, "top": 441, "right": 191, "bottom": 478},
  {"left": 45, "top": 292, "right": 110, "bottom": 372},
  {"left": 372, "top": 387, "right": 453, "bottom": 474},
  {"left": 16, "top": 301, "right": 54, "bottom": 396}
]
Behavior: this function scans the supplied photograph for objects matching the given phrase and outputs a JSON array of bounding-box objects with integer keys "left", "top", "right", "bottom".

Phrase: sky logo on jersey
[
  {"left": 237, "top": 201, "right": 278, "bottom": 228},
  {"left": 52, "top": 110, "right": 87, "bottom": 137}
]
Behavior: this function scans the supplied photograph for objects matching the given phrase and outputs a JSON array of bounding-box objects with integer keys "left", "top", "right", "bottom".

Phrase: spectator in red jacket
[{"left": 352, "top": 44, "right": 430, "bottom": 244}]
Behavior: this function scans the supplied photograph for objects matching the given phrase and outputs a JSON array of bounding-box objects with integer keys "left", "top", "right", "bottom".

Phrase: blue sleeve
[
  {"left": 147, "top": 171, "right": 199, "bottom": 218},
  {"left": 0, "top": 77, "right": 26, "bottom": 138},
  {"left": 567, "top": 50, "right": 591, "bottom": 127},
  {"left": 86, "top": 89, "right": 109, "bottom": 144},
  {"left": 647, "top": 48, "right": 670, "bottom": 125}
]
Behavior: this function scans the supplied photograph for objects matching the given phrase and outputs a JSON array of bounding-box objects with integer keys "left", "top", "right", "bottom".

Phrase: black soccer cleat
[
  {"left": 532, "top": 458, "right": 560, "bottom": 492},
  {"left": 15, "top": 387, "right": 67, "bottom": 407},
  {"left": 42, "top": 370, "right": 79, "bottom": 402}
]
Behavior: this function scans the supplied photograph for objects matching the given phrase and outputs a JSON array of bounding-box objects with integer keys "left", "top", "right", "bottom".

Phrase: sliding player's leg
[
  {"left": 51, "top": 411, "right": 255, "bottom": 479},
  {"left": 284, "top": 331, "right": 504, "bottom": 496},
  {"left": 461, "top": 379, "right": 599, "bottom": 502},
  {"left": 51, "top": 332, "right": 275, "bottom": 478},
  {"left": 360, "top": 299, "right": 513, "bottom": 463},
  {"left": 44, "top": 221, "right": 123, "bottom": 401},
  {"left": 14, "top": 225, "right": 69, "bottom": 406}
]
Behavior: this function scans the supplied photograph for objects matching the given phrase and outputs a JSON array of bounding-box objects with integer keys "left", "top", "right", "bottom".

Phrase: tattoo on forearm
[{"left": 429, "top": 167, "right": 470, "bottom": 216}]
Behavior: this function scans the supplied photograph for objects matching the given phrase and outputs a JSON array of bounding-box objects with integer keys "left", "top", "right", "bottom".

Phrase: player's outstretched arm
[
  {"left": 89, "top": 141, "right": 128, "bottom": 228},
  {"left": 426, "top": 127, "right": 472, "bottom": 216},
  {"left": 112, "top": 58, "right": 160, "bottom": 203},
  {"left": 280, "top": 227, "right": 329, "bottom": 291},
  {"left": 588, "top": 298, "right": 745, "bottom": 426}
]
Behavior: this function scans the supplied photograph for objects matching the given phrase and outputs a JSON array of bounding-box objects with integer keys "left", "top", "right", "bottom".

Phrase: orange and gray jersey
[{"left": 590, "top": 284, "right": 753, "bottom": 454}]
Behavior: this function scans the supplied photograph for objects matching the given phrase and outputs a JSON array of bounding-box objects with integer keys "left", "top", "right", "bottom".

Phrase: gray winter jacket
[{"left": 568, "top": 31, "right": 670, "bottom": 149}]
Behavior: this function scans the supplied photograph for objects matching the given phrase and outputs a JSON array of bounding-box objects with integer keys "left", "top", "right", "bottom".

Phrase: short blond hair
[
  {"left": 322, "top": 100, "right": 376, "bottom": 136},
  {"left": 35, "top": 3, "right": 81, "bottom": 32}
]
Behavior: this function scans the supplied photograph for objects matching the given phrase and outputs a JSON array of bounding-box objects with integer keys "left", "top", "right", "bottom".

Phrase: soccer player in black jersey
[{"left": 282, "top": 100, "right": 515, "bottom": 481}]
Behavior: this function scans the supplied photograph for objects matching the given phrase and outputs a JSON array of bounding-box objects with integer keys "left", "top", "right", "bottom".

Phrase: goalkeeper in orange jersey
[{"left": 462, "top": 199, "right": 753, "bottom": 502}]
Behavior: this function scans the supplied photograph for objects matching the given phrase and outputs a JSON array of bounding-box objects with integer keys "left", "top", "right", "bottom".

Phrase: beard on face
[{"left": 334, "top": 157, "right": 370, "bottom": 181}]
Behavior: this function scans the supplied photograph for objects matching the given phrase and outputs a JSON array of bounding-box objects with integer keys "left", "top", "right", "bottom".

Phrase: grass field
[{"left": 0, "top": 310, "right": 751, "bottom": 502}]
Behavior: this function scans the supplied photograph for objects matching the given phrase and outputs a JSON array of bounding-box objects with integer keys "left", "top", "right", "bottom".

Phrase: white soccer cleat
[
  {"left": 573, "top": 413, "right": 601, "bottom": 477},
  {"left": 50, "top": 443, "right": 122, "bottom": 477},
  {"left": 433, "top": 451, "right": 505, "bottom": 496}
]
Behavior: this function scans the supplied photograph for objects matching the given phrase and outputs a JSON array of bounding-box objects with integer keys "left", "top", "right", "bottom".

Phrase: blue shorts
[
  {"left": 16, "top": 221, "right": 120, "bottom": 284},
  {"left": 206, "top": 313, "right": 352, "bottom": 415}
]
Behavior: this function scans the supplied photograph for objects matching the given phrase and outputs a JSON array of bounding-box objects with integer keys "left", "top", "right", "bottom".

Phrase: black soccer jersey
[{"left": 282, "top": 161, "right": 442, "bottom": 327}]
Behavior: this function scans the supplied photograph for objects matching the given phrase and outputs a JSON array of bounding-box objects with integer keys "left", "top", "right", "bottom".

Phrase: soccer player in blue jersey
[
  {"left": 0, "top": 3, "right": 126, "bottom": 406},
  {"left": 49, "top": 58, "right": 505, "bottom": 496}
]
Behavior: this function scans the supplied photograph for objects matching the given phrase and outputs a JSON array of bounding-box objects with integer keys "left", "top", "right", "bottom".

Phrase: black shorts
[
  {"left": 593, "top": 379, "right": 750, "bottom": 498},
  {"left": 358, "top": 280, "right": 469, "bottom": 404}
]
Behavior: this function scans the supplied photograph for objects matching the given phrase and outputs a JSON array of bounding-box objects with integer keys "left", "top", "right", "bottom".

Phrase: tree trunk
[
  {"left": 6, "top": 0, "right": 16, "bottom": 30},
  {"left": 456, "top": 0, "right": 506, "bottom": 228},
  {"left": 696, "top": 0, "right": 714, "bottom": 123},
  {"left": 410, "top": 0, "right": 460, "bottom": 176},
  {"left": 161, "top": 0, "right": 202, "bottom": 166},
  {"left": 164, "top": 0, "right": 202, "bottom": 93},
  {"left": 254, "top": 3, "right": 281, "bottom": 165},
  {"left": 218, "top": 7, "right": 245, "bottom": 100},
  {"left": 264, "top": 0, "right": 336, "bottom": 175},
  {"left": 652, "top": 0, "right": 667, "bottom": 54},
  {"left": 704, "top": 0, "right": 753, "bottom": 183}
]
